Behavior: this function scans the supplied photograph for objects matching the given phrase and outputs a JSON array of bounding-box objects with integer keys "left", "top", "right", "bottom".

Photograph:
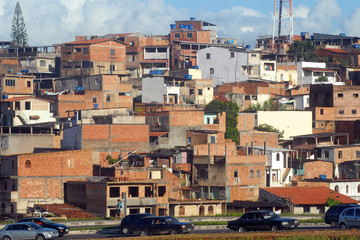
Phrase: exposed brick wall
[
  {"left": 239, "top": 131, "right": 279, "bottom": 148},
  {"left": 169, "top": 111, "right": 204, "bottom": 127},
  {"left": 304, "top": 161, "right": 333, "bottom": 179},
  {"left": 237, "top": 113, "right": 256, "bottom": 131}
]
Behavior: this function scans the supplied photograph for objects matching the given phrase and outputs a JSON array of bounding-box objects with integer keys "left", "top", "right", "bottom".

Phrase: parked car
[
  {"left": 119, "top": 213, "right": 154, "bottom": 235},
  {"left": 0, "top": 222, "right": 59, "bottom": 240},
  {"left": 324, "top": 203, "right": 358, "bottom": 228},
  {"left": 18, "top": 217, "right": 69, "bottom": 236},
  {"left": 338, "top": 206, "right": 360, "bottom": 229},
  {"left": 132, "top": 216, "right": 194, "bottom": 236},
  {"left": 227, "top": 210, "right": 299, "bottom": 232}
]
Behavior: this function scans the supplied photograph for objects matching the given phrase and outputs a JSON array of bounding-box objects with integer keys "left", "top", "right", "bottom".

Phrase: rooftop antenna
[{"left": 272, "top": 0, "right": 293, "bottom": 52}]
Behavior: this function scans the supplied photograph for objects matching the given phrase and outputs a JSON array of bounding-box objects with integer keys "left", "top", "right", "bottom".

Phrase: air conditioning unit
[{"left": 235, "top": 177, "right": 240, "bottom": 183}]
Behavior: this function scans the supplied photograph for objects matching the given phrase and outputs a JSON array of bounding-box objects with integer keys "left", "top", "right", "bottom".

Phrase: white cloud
[
  {"left": 343, "top": 8, "right": 360, "bottom": 36},
  {"left": 293, "top": 5, "right": 310, "bottom": 19},
  {"left": 297, "top": 0, "right": 342, "bottom": 34},
  {"left": 0, "top": 0, "right": 184, "bottom": 45}
]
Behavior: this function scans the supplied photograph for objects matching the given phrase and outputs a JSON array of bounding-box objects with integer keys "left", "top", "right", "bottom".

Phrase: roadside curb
[{"left": 68, "top": 223, "right": 329, "bottom": 235}]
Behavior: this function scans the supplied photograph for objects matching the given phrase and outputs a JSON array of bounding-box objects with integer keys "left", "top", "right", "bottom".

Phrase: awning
[{"left": 150, "top": 132, "right": 168, "bottom": 137}]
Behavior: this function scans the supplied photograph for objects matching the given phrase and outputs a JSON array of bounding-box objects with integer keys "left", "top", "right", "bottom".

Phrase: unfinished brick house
[
  {"left": 0, "top": 149, "right": 93, "bottom": 214},
  {"left": 38, "top": 75, "right": 132, "bottom": 121},
  {"left": 0, "top": 74, "right": 34, "bottom": 98},
  {"left": 60, "top": 38, "right": 127, "bottom": 78},
  {"left": 170, "top": 18, "right": 217, "bottom": 69},
  {"left": 62, "top": 108, "right": 149, "bottom": 152},
  {"left": 309, "top": 84, "right": 360, "bottom": 142}
]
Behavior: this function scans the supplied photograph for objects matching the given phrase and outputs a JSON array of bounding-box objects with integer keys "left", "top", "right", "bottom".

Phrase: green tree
[
  {"left": 316, "top": 76, "right": 328, "bottom": 82},
  {"left": 243, "top": 99, "right": 277, "bottom": 112},
  {"left": 325, "top": 194, "right": 342, "bottom": 207},
  {"left": 10, "top": 2, "right": 28, "bottom": 47},
  {"left": 205, "top": 100, "right": 239, "bottom": 144},
  {"left": 288, "top": 40, "right": 316, "bottom": 62}
]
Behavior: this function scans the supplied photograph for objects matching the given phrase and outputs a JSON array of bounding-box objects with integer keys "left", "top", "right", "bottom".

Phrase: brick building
[
  {"left": 38, "top": 75, "right": 132, "bottom": 120},
  {"left": 309, "top": 84, "right": 360, "bottom": 142},
  {"left": 60, "top": 38, "right": 127, "bottom": 78},
  {"left": 0, "top": 149, "right": 93, "bottom": 214},
  {"left": 0, "top": 74, "right": 34, "bottom": 97}
]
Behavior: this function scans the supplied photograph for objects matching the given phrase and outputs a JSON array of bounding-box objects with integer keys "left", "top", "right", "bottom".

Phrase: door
[
  {"left": 343, "top": 208, "right": 356, "bottom": 227},
  {"left": 354, "top": 208, "right": 360, "bottom": 227}
]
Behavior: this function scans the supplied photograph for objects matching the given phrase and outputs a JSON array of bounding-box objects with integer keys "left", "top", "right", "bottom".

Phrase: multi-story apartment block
[{"left": 60, "top": 38, "right": 127, "bottom": 78}]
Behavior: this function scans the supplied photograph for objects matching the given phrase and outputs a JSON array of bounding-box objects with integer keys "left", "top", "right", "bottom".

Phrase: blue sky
[{"left": 0, "top": 0, "right": 359, "bottom": 46}]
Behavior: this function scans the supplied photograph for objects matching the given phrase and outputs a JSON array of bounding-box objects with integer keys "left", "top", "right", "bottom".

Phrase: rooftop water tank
[
  {"left": 188, "top": 24, "right": 194, "bottom": 30},
  {"left": 339, "top": 33, "right": 346, "bottom": 36},
  {"left": 190, "top": 17, "right": 195, "bottom": 21},
  {"left": 227, "top": 40, "right": 234, "bottom": 44},
  {"left": 353, "top": 44, "right": 360, "bottom": 49},
  {"left": 170, "top": 24, "right": 176, "bottom": 29},
  {"left": 179, "top": 24, "right": 186, "bottom": 29},
  {"left": 245, "top": 44, "right": 251, "bottom": 49},
  {"left": 192, "top": 66, "right": 199, "bottom": 69},
  {"left": 185, "top": 74, "right": 192, "bottom": 80}
]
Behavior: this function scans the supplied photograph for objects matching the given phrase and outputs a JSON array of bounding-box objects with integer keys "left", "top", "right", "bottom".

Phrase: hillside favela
[{"left": 2, "top": 0, "right": 360, "bottom": 239}]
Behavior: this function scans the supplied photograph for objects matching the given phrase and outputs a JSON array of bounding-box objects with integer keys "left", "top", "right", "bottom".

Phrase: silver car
[
  {"left": 338, "top": 206, "right": 360, "bottom": 229},
  {"left": 0, "top": 222, "right": 59, "bottom": 240}
]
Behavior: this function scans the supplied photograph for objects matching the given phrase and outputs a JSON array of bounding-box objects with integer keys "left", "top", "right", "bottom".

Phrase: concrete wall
[
  {"left": 330, "top": 181, "right": 360, "bottom": 201},
  {"left": 197, "top": 47, "right": 248, "bottom": 87},
  {"left": 170, "top": 203, "right": 223, "bottom": 217},
  {"left": 142, "top": 77, "right": 167, "bottom": 103},
  {"left": 257, "top": 111, "right": 313, "bottom": 140}
]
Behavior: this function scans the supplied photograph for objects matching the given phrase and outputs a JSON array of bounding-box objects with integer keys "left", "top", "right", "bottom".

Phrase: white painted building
[{"left": 330, "top": 181, "right": 360, "bottom": 201}]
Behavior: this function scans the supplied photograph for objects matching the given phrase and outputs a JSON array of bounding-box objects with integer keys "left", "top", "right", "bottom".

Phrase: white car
[
  {"left": 0, "top": 222, "right": 59, "bottom": 240},
  {"left": 338, "top": 206, "right": 360, "bottom": 229}
]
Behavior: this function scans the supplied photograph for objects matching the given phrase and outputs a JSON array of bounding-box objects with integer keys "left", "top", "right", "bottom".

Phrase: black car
[
  {"left": 227, "top": 210, "right": 299, "bottom": 232},
  {"left": 132, "top": 216, "right": 194, "bottom": 236},
  {"left": 324, "top": 203, "right": 359, "bottom": 228},
  {"left": 119, "top": 213, "right": 154, "bottom": 235},
  {"left": 18, "top": 217, "right": 69, "bottom": 236}
]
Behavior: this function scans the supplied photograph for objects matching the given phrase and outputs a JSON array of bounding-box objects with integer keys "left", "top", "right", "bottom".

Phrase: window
[
  {"left": 179, "top": 206, "right": 185, "bottom": 216},
  {"left": 5, "top": 79, "right": 15, "bottom": 86},
  {"left": 206, "top": 53, "right": 211, "bottom": 59},
  {"left": 75, "top": 48, "right": 81, "bottom": 52},
  {"left": 67, "top": 158, "right": 74, "bottom": 168},
  {"left": 346, "top": 185, "right": 349, "bottom": 194},
  {"left": 234, "top": 170, "right": 238, "bottom": 178},
  {"left": 354, "top": 94, "right": 359, "bottom": 98},
  {"left": 198, "top": 89, "right": 203, "bottom": 95},
  {"left": 250, "top": 170, "right": 254, "bottom": 178},
  {"left": 276, "top": 153, "right": 280, "bottom": 161},
  {"left": 145, "top": 186, "right": 153, "bottom": 197},
  {"left": 210, "top": 68, "right": 214, "bottom": 75},
  {"left": 174, "top": 33, "right": 180, "bottom": 39},
  {"left": 358, "top": 185, "right": 360, "bottom": 193},
  {"left": 25, "top": 102, "right": 31, "bottom": 110},
  {"left": 95, "top": 78, "right": 100, "bottom": 85},
  {"left": 211, "top": 136, "right": 215, "bottom": 143},
  {"left": 93, "top": 97, "right": 97, "bottom": 103},
  {"left": 339, "top": 110, "right": 344, "bottom": 114},
  {"left": 186, "top": 33, "right": 193, "bottom": 38},
  {"left": 15, "top": 102, "right": 20, "bottom": 110},
  {"left": 320, "top": 109, "right": 324, "bottom": 115},
  {"left": 25, "top": 160, "right": 31, "bottom": 168},
  {"left": 110, "top": 187, "right": 120, "bottom": 198},
  {"left": 40, "top": 60, "right": 46, "bottom": 67},
  {"left": 27, "top": 81, "right": 31, "bottom": 87},
  {"left": 356, "top": 151, "right": 360, "bottom": 158},
  {"left": 338, "top": 151, "right": 343, "bottom": 159},
  {"left": 110, "top": 49, "right": 115, "bottom": 55},
  {"left": 335, "top": 185, "right": 339, "bottom": 192},
  {"left": 257, "top": 170, "right": 261, "bottom": 178},
  {"left": 356, "top": 209, "right": 360, "bottom": 217},
  {"left": 110, "top": 65, "right": 115, "bottom": 71},
  {"left": 106, "top": 94, "right": 114, "bottom": 102},
  {"left": 345, "top": 208, "right": 354, "bottom": 216},
  {"left": 230, "top": 52, "right": 235, "bottom": 58},
  {"left": 352, "top": 110, "right": 357, "bottom": 114},
  {"left": 338, "top": 93, "right": 343, "bottom": 98},
  {"left": 83, "top": 48, "right": 89, "bottom": 54},
  {"left": 128, "top": 187, "right": 139, "bottom": 197},
  {"left": 158, "top": 186, "right": 166, "bottom": 197},
  {"left": 324, "top": 151, "right": 329, "bottom": 158},
  {"left": 129, "top": 41, "right": 135, "bottom": 46}
]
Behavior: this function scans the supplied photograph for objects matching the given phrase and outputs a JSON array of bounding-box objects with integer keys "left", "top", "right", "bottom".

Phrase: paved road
[{"left": 62, "top": 225, "right": 331, "bottom": 240}]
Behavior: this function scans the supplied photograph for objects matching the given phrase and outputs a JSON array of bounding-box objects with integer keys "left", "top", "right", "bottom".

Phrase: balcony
[{"left": 107, "top": 197, "right": 157, "bottom": 207}]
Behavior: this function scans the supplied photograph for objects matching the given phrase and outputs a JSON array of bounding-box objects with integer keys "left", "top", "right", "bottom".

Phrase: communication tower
[{"left": 272, "top": 0, "right": 293, "bottom": 51}]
